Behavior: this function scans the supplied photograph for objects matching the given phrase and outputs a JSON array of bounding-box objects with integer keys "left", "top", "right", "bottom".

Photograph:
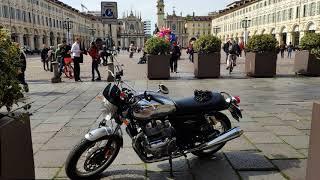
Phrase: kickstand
[{"left": 169, "top": 155, "right": 174, "bottom": 178}]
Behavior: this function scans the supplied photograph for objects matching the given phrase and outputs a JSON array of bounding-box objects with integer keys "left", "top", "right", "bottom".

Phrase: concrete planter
[
  {"left": 245, "top": 52, "right": 277, "bottom": 77},
  {"left": 147, "top": 55, "right": 170, "bottom": 80},
  {"left": 194, "top": 52, "right": 221, "bottom": 78},
  {"left": 0, "top": 112, "right": 35, "bottom": 179},
  {"left": 307, "top": 102, "right": 320, "bottom": 180},
  {"left": 294, "top": 50, "right": 320, "bottom": 76}
]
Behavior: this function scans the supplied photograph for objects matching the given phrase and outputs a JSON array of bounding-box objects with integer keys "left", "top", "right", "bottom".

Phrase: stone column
[
  {"left": 275, "top": 33, "right": 281, "bottom": 45},
  {"left": 121, "top": 38, "right": 125, "bottom": 48},
  {"left": 38, "top": 36, "right": 43, "bottom": 49},
  {"left": 137, "top": 38, "right": 141, "bottom": 48},
  {"left": 125, "top": 37, "right": 129, "bottom": 47},
  {"left": 29, "top": 35, "right": 35, "bottom": 50}
]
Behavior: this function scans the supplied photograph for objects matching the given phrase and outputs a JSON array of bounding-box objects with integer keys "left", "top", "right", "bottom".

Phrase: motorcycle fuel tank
[{"left": 133, "top": 94, "right": 176, "bottom": 120}]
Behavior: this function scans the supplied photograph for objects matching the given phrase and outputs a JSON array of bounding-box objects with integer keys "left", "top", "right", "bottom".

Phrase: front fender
[{"left": 85, "top": 127, "right": 124, "bottom": 147}]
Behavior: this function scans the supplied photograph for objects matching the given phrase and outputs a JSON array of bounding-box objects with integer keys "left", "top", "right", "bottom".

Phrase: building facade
[
  {"left": 117, "top": 11, "right": 145, "bottom": 48},
  {"left": 212, "top": 0, "right": 320, "bottom": 46},
  {"left": 0, "top": 0, "right": 117, "bottom": 50},
  {"left": 143, "top": 20, "right": 152, "bottom": 37},
  {"left": 185, "top": 15, "right": 212, "bottom": 43}
]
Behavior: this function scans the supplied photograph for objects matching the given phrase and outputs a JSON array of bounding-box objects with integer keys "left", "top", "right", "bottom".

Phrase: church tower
[{"left": 157, "top": 0, "right": 165, "bottom": 28}]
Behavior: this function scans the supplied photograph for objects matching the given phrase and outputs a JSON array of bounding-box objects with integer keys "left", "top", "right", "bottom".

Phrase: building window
[
  {"left": 28, "top": 12, "right": 32, "bottom": 23},
  {"left": 318, "top": 2, "right": 320, "bottom": 14},
  {"left": 296, "top": 6, "right": 300, "bottom": 18},
  {"left": 10, "top": 7, "right": 15, "bottom": 19},
  {"left": 16, "top": 9, "right": 21, "bottom": 20},
  {"left": 33, "top": 13, "right": 36, "bottom": 24},
  {"left": 277, "top": 11, "right": 281, "bottom": 22},
  {"left": 289, "top": 8, "right": 293, "bottom": 20},
  {"left": 46, "top": 17, "right": 48, "bottom": 26},
  {"left": 3, "top": 6, "right": 9, "bottom": 18},
  {"left": 310, "top": 2, "right": 316, "bottom": 16},
  {"left": 37, "top": 15, "right": 40, "bottom": 25},
  {"left": 303, "top": 4, "right": 307, "bottom": 17},
  {"left": 22, "top": 11, "right": 27, "bottom": 22},
  {"left": 282, "top": 10, "right": 286, "bottom": 21}
]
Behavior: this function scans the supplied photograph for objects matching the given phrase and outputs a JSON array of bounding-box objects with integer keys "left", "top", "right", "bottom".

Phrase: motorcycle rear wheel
[
  {"left": 192, "top": 112, "right": 231, "bottom": 158},
  {"left": 65, "top": 136, "right": 120, "bottom": 180}
]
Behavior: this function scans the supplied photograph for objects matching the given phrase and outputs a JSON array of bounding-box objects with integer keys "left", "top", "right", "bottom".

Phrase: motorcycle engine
[{"left": 143, "top": 120, "right": 176, "bottom": 158}]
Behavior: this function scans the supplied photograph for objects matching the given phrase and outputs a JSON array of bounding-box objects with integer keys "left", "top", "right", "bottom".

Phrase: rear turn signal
[{"left": 234, "top": 96, "right": 241, "bottom": 104}]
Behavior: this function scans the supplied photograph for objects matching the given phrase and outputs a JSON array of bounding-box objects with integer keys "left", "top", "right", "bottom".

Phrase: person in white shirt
[{"left": 71, "top": 37, "right": 82, "bottom": 82}]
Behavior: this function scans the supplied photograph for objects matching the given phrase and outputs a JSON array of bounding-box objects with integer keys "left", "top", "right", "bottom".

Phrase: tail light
[
  {"left": 120, "top": 92, "right": 126, "bottom": 100},
  {"left": 234, "top": 96, "right": 241, "bottom": 104}
]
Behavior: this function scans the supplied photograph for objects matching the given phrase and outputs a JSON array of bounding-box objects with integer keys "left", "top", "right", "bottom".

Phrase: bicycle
[
  {"left": 63, "top": 57, "right": 74, "bottom": 79},
  {"left": 227, "top": 54, "right": 237, "bottom": 74}
]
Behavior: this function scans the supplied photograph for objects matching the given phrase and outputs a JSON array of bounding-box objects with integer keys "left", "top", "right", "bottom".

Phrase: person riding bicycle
[{"left": 226, "top": 40, "right": 241, "bottom": 70}]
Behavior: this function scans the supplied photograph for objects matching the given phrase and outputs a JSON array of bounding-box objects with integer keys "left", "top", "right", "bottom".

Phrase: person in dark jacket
[
  {"left": 223, "top": 40, "right": 232, "bottom": 63},
  {"left": 170, "top": 42, "right": 181, "bottom": 73},
  {"left": 88, "top": 42, "right": 101, "bottom": 81},
  {"left": 41, "top": 44, "right": 49, "bottom": 71},
  {"left": 16, "top": 43, "right": 29, "bottom": 92}
]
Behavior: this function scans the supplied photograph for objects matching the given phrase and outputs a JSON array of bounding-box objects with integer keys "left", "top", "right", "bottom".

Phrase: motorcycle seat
[{"left": 174, "top": 92, "right": 227, "bottom": 114}]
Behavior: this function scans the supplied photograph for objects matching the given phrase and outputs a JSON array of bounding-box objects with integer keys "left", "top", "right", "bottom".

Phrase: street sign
[{"left": 101, "top": 1, "right": 118, "bottom": 24}]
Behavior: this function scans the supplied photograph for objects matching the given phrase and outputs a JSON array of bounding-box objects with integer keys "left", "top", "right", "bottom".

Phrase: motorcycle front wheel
[
  {"left": 192, "top": 112, "right": 231, "bottom": 158},
  {"left": 65, "top": 136, "right": 121, "bottom": 180}
]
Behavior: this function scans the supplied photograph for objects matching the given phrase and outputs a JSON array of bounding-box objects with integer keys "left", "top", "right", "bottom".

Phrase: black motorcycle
[{"left": 65, "top": 63, "right": 243, "bottom": 179}]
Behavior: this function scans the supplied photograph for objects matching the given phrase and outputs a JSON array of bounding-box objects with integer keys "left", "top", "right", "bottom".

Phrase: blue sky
[{"left": 60, "top": 0, "right": 234, "bottom": 24}]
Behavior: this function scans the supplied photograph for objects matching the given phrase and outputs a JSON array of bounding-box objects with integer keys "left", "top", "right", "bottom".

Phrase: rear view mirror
[{"left": 159, "top": 84, "right": 169, "bottom": 94}]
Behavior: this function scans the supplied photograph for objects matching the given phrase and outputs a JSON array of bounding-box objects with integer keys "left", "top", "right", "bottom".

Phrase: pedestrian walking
[
  {"left": 41, "top": 44, "right": 49, "bottom": 71},
  {"left": 71, "top": 37, "right": 82, "bottom": 82},
  {"left": 47, "top": 46, "right": 55, "bottom": 72},
  {"left": 60, "top": 40, "right": 72, "bottom": 74},
  {"left": 88, "top": 42, "right": 101, "bottom": 81},
  {"left": 287, "top": 42, "right": 293, "bottom": 59},
  {"left": 280, "top": 42, "right": 286, "bottom": 58},
  {"left": 170, "top": 42, "right": 181, "bottom": 73},
  {"left": 15, "top": 43, "right": 29, "bottom": 92},
  {"left": 187, "top": 43, "right": 194, "bottom": 63}
]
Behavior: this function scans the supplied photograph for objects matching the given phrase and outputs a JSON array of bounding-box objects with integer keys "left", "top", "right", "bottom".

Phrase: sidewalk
[{"left": 26, "top": 51, "right": 318, "bottom": 179}]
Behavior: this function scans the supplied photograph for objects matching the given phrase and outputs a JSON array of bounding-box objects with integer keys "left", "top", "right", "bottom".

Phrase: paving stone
[
  {"left": 245, "top": 111, "right": 272, "bottom": 118},
  {"left": 30, "top": 120, "right": 43, "bottom": 129},
  {"left": 72, "top": 112, "right": 101, "bottom": 119},
  {"left": 147, "top": 172, "right": 193, "bottom": 180},
  {"left": 239, "top": 171, "right": 286, "bottom": 180},
  {"left": 43, "top": 115, "right": 73, "bottom": 124},
  {"left": 223, "top": 136, "right": 257, "bottom": 151},
  {"left": 255, "top": 144, "right": 305, "bottom": 159},
  {"left": 188, "top": 153, "right": 239, "bottom": 179},
  {"left": 224, "top": 151, "right": 275, "bottom": 170},
  {"left": 147, "top": 157, "right": 189, "bottom": 172},
  {"left": 56, "top": 166, "right": 67, "bottom": 178},
  {"left": 101, "top": 165, "right": 146, "bottom": 180},
  {"left": 275, "top": 112, "right": 302, "bottom": 121},
  {"left": 254, "top": 117, "right": 286, "bottom": 126},
  {"left": 33, "top": 143, "right": 44, "bottom": 154},
  {"left": 32, "top": 131, "right": 56, "bottom": 144},
  {"left": 113, "top": 148, "right": 144, "bottom": 165},
  {"left": 264, "top": 126, "right": 304, "bottom": 136},
  {"left": 35, "top": 168, "right": 60, "bottom": 180},
  {"left": 41, "top": 136, "right": 82, "bottom": 150},
  {"left": 235, "top": 122, "right": 268, "bottom": 132},
  {"left": 280, "top": 135, "right": 310, "bottom": 149},
  {"left": 32, "top": 123, "right": 66, "bottom": 133},
  {"left": 286, "top": 120, "right": 311, "bottom": 130},
  {"left": 298, "top": 149, "right": 309, "bottom": 157},
  {"left": 272, "top": 159, "right": 307, "bottom": 180},
  {"left": 244, "top": 132, "right": 283, "bottom": 144},
  {"left": 65, "top": 118, "right": 97, "bottom": 127},
  {"left": 34, "top": 150, "right": 69, "bottom": 168},
  {"left": 55, "top": 127, "right": 90, "bottom": 137}
]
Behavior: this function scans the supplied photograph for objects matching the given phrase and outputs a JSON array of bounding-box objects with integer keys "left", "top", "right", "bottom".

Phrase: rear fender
[{"left": 85, "top": 127, "right": 123, "bottom": 147}]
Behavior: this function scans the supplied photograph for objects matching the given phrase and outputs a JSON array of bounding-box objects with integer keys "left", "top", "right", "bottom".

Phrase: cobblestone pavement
[{"left": 26, "top": 51, "right": 320, "bottom": 179}]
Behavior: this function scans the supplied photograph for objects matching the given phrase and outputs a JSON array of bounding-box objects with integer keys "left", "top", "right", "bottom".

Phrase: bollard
[
  {"left": 51, "top": 61, "right": 61, "bottom": 83},
  {"left": 306, "top": 102, "right": 320, "bottom": 180}
]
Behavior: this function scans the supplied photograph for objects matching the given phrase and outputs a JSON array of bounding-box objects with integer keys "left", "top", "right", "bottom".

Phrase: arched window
[{"left": 130, "top": 24, "right": 134, "bottom": 30}]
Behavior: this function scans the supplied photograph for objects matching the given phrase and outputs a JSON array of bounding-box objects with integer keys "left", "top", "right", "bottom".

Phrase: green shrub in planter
[
  {"left": 193, "top": 35, "right": 221, "bottom": 54},
  {"left": 145, "top": 37, "right": 170, "bottom": 55},
  {"left": 0, "top": 29, "right": 24, "bottom": 111},
  {"left": 300, "top": 33, "right": 320, "bottom": 58},
  {"left": 246, "top": 34, "right": 278, "bottom": 53}
]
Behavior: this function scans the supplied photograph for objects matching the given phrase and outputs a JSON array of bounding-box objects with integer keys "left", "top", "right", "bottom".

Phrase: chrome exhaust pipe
[{"left": 201, "top": 127, "right": 243, "bottom": 150}]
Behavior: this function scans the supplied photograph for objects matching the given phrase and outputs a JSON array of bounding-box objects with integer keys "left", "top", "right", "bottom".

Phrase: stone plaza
[{"left": 25, "top": 51, "right": 319, "bottom": 179}]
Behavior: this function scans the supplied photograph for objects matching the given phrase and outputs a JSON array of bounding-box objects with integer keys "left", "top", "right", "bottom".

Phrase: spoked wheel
[
  {"left": 64, "top": 65, "right": 74, "bottom": 79},
  {"left": 65, "top": 137, "right": 120, "bottom": 180},
  {"left": 192, "top": 112, "right": 231, "bottom": 158}
]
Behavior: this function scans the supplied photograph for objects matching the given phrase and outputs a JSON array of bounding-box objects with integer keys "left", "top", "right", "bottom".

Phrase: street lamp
[
  {"left": 63, "top": 18, "right": 73, "bottom": 45},
  {"left": 241, "top": 17, "right": 251, "bottom": 45},
  {"left": 88, "top": 27, "right": 96, "bottom": 42},
  {"left": 213, "top": 26, "right": 221, "bottom": 36}
]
